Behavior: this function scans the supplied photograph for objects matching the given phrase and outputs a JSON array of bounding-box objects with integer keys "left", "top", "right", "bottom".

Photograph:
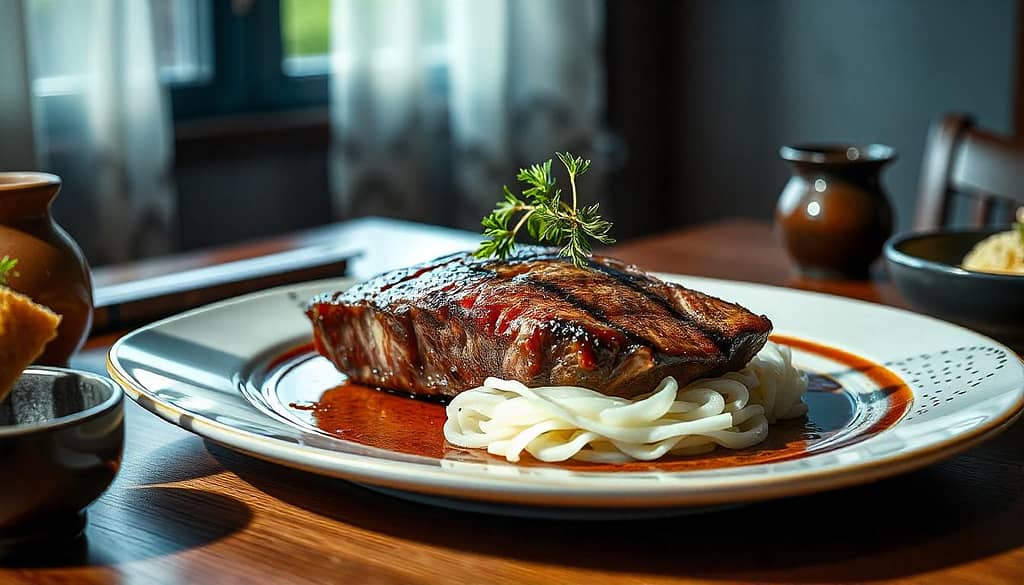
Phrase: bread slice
[{"left": 0, "top": 287, "right": 61, "bottom": 402}]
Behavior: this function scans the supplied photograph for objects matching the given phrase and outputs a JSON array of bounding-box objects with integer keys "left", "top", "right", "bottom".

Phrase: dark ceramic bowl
[
  {"left": 884, "top": 230, "right": 1024, "bottom": 350},
  {"left": 0, "top": 367, "right": 123, "bottom": 551}
]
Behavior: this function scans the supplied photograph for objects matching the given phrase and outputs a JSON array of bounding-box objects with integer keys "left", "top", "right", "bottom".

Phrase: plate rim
[{"left": 107, "top": 276, "right": 1024, "bottom": 508}]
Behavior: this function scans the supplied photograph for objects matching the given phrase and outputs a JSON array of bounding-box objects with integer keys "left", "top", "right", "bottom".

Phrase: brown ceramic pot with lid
[
  {"left": 0, "top": 173, "right": 93, "bottom": 365},
  {"left": 776, "top": 144, "right": 896, "bottom": 279}
]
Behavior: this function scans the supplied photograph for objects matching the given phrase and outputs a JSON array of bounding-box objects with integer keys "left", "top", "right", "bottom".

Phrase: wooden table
[{"left": 4, "top": 218, "right": 1022, "bottom": 585}]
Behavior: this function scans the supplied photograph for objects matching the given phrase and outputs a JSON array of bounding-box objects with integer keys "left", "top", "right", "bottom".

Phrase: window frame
[{"left": 169, "top": 0, "right": 328, "bottom": 120}]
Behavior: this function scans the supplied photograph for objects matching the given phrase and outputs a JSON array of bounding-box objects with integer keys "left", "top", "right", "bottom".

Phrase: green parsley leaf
[{"left": 475, "top": 152, "right": 614, "bottom": 267}]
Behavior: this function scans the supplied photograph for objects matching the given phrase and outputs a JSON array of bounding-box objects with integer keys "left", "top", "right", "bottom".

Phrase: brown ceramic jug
[
  {"left": 0, "top": 173, "right": 93, "bottom": 365},
  {"left": 776, "top": 144, "right": 895, "bottom": 279}
]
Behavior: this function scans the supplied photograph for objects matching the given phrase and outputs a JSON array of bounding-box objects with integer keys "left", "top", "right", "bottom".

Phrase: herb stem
[
  {"left": 569, "top": 167, "right": 579, "bottom": 212},
  {"left": 475, "top": 151, "right": 612, "bottom": 266},
  {"left": 511, "top": 206, "right": 537, "bottom": 238}
]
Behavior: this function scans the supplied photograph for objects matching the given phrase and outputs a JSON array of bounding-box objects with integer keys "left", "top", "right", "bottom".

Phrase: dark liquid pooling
[{"left": 279, "top": 335, "right": 912, "bottom": 471}]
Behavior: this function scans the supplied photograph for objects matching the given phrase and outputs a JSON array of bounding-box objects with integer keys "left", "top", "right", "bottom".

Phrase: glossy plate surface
[{"left": 107, "top": 276, "right": 1024, "bottom": 509}]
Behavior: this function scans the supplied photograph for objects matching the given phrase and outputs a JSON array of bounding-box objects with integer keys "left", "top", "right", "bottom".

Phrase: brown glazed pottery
[
  {"left": 0, "top": 173, "right": 93, "bottom": 365},
  {"left": 776, "top": 144, "right": 896, "bottom": 279}
]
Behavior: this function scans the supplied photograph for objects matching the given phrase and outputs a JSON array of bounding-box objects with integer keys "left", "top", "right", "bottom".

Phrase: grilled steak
[{"left": 306, "top": 248, "right": 772, "bottom": 399}]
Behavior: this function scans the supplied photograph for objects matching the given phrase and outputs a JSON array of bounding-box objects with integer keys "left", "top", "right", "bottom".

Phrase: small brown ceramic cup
[{"left": 776, "top": 144, "right": 896, "bottom": 279}]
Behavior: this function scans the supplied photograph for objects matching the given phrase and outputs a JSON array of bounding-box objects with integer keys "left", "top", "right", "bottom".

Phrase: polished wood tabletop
[{"left": 4, "top": 218, "right": 1022, "bottom": 585}]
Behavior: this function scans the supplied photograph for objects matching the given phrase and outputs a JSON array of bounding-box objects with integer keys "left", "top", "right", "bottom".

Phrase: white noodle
[{"left": 443, "top": 342, "right": 809, "bottom": 463}]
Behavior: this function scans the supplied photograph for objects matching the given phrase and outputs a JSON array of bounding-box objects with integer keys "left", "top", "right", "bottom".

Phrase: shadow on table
[
  {"left": 213, "top": 422, "right": 1024, "bottom": 583},
  {"left": 1, "top": 486, "right": 252, "bottom": 569},
  {"left": 123, "top": 436, "right": 227, "bottom": 486}
]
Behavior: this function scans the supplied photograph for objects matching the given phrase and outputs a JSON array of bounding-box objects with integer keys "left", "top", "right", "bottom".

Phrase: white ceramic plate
[{"left": 107, "top": 275, "right": 1024, "bottom": 511}]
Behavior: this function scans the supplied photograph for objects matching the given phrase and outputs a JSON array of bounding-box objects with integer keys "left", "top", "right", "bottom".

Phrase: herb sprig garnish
[
  {"left": 0, "top": 256, "right": 18, "bottom": 287},
  {"left": 474, "top": 152, "right": 614, "bottom": 267}
]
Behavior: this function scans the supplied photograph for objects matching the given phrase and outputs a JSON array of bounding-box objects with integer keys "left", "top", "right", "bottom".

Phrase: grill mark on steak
[
  {"left": 592, "top": 257, "right": 770, "bottom": 374},
  {"left": 307, "top": 247, "right": 771, "bottom": 399},
  {"left": 498, "top": 260, "right": 723, "bottom": 359},
  {"left": 512, "top": 273, "right": 647, "bottom": 349},
  {"left": 584, "top": 258, "right": 734, "bottom": 356},
  {"left": 437, "top": 257, "right": 652, "bottom": 355}
]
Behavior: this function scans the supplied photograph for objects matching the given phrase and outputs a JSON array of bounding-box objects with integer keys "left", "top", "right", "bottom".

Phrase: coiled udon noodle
[{"left": 443, "top": 342, "right": 809, "bottom": 463}]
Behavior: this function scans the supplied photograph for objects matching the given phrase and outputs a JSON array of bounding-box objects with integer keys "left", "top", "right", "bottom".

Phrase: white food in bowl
[{"left": 962, "top": 229, "right": 1024, "bottom": 275}]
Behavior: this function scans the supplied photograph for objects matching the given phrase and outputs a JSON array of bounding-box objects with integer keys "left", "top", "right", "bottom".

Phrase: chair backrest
[{"left": 915, "top": 114, "right": 1024, "bottom": 230}]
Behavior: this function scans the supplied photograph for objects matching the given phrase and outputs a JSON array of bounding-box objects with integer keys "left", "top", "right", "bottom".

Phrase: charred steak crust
[{"left": 306, "top": 247, "right": 772, "bottom": 399}]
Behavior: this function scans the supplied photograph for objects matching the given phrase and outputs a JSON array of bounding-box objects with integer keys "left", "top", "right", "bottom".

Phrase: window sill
[{"left": 173, "top": 107, "right": 330, "bottom": 164}]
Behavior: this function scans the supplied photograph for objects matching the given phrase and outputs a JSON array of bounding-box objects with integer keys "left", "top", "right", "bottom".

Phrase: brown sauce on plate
[{"left": 278, "top": 336, "right": 912, "bottom": 471}]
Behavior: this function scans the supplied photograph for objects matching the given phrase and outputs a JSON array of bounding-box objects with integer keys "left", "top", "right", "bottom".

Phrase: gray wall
[
  {"left": 670, "top": 0, "right": 1017, "bottom": 231},
  {"left": 175, "top": 149, "right": 331, "bottom": 250}
]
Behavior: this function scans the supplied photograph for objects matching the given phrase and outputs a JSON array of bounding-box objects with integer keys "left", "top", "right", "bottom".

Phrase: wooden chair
[{"left": 915, "top": 113, "right": 1024, "bottom": 230}]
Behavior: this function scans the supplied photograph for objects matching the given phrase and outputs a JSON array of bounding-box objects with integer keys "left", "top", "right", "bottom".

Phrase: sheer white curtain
[
  {"left": 328, "top": 0, "right": 606, "bottom": 229},
  {"left": 0, "top": 0, "right": 176, "bottom": 264}
]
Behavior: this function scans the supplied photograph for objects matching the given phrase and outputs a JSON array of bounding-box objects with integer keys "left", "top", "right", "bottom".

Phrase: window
[
  {"left": 156, "top": 0, "right": 329, "bottom": 120},
  {"left": 152, "top": 0, "right": 213, "bottom": 86},
  {"left": 281, "top": 0, "right": 330, "bottom": 77}
]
